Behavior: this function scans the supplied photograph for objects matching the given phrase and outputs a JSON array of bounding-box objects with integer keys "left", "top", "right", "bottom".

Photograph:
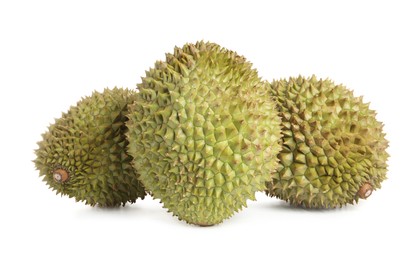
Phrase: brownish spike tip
[{"left": 358, "top": 182, "right": 373, "bottom": 199}]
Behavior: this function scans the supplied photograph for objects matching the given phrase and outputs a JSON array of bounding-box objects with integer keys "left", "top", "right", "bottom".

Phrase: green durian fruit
[
  {"left": 34, "top": 87, "right": 146, "bottom": 207},
  {"left": 127, "top": 41, "right": 282, "bottom": 226},
  {"left": 266, "top": 75, "right": 389, "bottom": 208}
]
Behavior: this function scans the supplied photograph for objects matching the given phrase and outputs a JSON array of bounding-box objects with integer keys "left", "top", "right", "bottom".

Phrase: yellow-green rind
[
  {"left": 127, "top": 41, "right": 282, "bottom": 225},
  {"left": 266, "top": 75, "right": 389, "bottom": 208},
  {"left": 34, "top": 88, "right": 146, "bottom": 207}
]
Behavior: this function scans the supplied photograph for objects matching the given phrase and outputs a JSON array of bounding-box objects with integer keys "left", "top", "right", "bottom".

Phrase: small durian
[
  {"left": 34, "top": 87, "right": 146, "bottom": 207},
  {"left": 127, "top": 41, "right": 282, "bottom": 225},
  {"left": 266, "top": 75, "right": 389, "bottom": 208}
]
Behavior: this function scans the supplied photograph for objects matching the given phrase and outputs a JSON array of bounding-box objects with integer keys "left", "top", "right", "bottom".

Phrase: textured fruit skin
[
  {"left": 127, "top": 41, "right": 281, "bottom": 225},
  {"left": 266, "top": 75, "right": 389, "bottom": 208},
  {"left": 34, "top": 88, "right": 146, "bottom": 207}
]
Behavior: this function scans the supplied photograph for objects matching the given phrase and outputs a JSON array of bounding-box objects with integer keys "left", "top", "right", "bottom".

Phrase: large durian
[
  {"left": 266, "top": 75, "right": 389, "bottom": 208},
  {"left": 127, "top": 41, "right": 281, "bottom": 225},
  {"left": 34, "top": 87, "right": 146, "bottom": 207}
]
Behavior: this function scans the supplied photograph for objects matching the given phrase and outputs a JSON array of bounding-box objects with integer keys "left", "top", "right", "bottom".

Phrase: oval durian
[
  {"left": 266, "top": 75, "right": 389, "bottom": 208},
  {"left": 34, "top": 87, "right": 146, "bottom": 207},
  {"left": 127, "top": 41, "right": 281, "bottom": 225}
]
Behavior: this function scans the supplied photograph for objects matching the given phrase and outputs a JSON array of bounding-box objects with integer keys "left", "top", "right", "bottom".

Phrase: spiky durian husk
[
  {"left": 127, "top": 41, "right": 281, "bottom": 225},
  {"left": 266, "top": 75, "right": 389, "bottom": 208},
  {"left": 34, "top": 88, "right": 146, "bottom": 207}
]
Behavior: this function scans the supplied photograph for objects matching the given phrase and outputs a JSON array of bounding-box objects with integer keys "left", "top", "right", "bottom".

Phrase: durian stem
[
  {"left": 53, "top": 168, "right": 69, "bottom": 183},
  {"left": 358, "top": 183, "right": 373, "bottom": 199}
]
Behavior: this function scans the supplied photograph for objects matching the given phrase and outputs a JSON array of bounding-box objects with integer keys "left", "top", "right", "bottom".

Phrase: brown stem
[
  {"left": 53, "top": 168, "right": 69, "bottom": 183},
  {"left": 358, "top": 182, "right": 373, "bottom": 199}
]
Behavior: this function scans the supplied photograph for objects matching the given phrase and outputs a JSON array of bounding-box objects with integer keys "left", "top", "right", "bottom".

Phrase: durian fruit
[
  {"left": 127, "top": 41, "right": 281, "bottom": 226},
  {"left": 34, "top": 87, "right": 146, "bottom": 207},
  {"left": 266, "top": 75, "right": 389, "bottom": 208}
]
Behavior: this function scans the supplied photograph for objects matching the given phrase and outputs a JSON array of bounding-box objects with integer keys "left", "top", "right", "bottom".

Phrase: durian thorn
[
  {"left": 358, "top": 182, "right": 373, "bottom": 199},
  {"left": 53, "top": 168, "right": 69, "bottom": 183}
]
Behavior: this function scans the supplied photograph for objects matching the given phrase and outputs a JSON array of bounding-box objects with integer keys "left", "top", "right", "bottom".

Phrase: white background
[{"left": 1, "top": 0, "right": 417, "bottom": 259}]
